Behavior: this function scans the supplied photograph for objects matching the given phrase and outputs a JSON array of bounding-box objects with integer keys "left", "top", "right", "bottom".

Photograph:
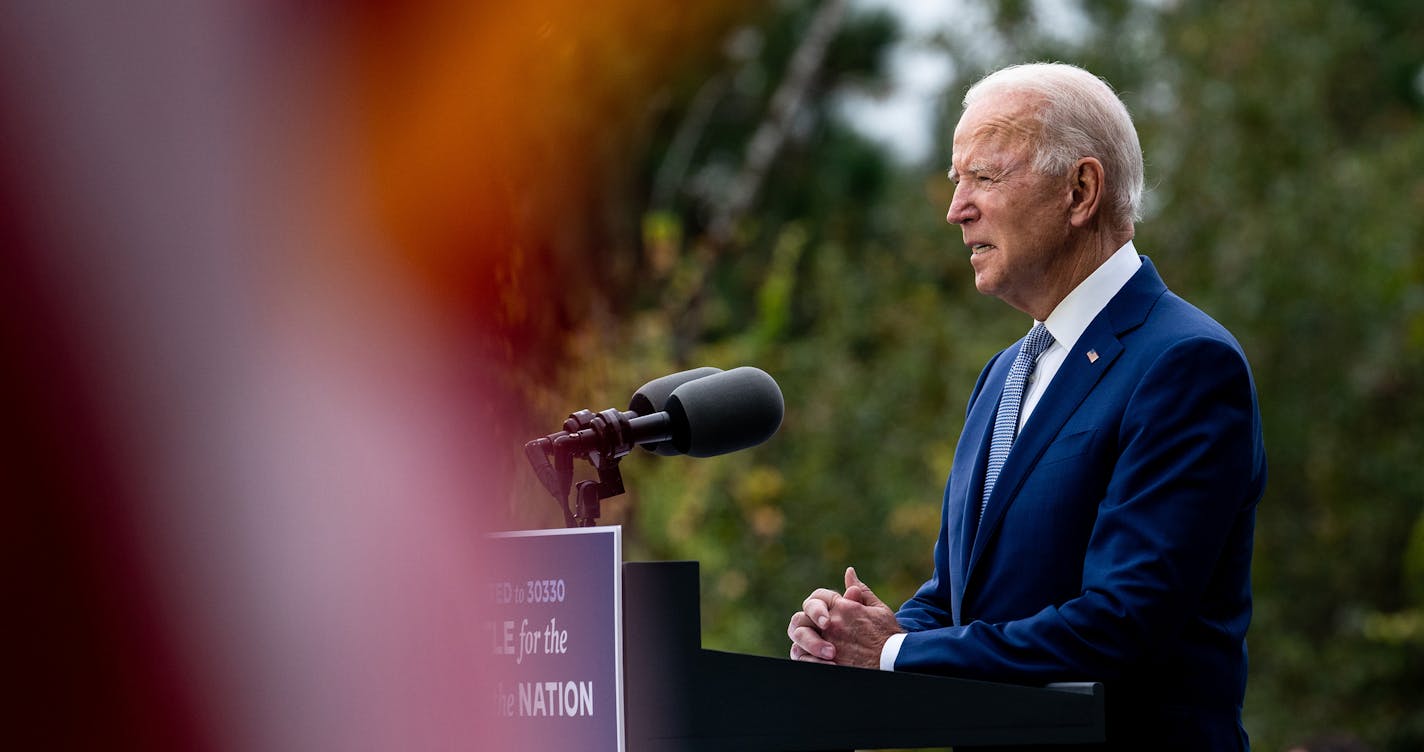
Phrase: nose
[{"left": 946, "top": 183, "right": 976, "bottom": 225}]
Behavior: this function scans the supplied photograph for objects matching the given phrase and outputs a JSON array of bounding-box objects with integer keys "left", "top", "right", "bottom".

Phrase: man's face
[{"left": 946, "top": 91, "right": 1074, "bottom": 317}]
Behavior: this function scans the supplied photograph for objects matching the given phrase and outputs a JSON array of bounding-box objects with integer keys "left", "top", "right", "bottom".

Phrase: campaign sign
[{"left": 486, "top": 526, "right": 623, "bottom": 752}]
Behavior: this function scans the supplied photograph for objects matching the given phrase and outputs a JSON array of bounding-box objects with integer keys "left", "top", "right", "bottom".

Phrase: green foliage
[
  {"left": 521, "top": 1, "right": 1424, "bottom": 749},
  {"left": 1122, "top": 4, "right": 1424, "bottom": 749}
]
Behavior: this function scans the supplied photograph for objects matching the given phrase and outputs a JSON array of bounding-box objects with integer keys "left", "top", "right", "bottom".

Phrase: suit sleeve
[
  {"left": 896, "top": 553, "right": 954, "bottom": 631},
  {"left": 894, "top": 335, "right": 1265, "bottom": 681}
]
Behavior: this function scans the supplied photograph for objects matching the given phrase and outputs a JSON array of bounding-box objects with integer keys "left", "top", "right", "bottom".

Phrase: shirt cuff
[{"left": 879, "top": 632, "right": 906, "bottom": 671}]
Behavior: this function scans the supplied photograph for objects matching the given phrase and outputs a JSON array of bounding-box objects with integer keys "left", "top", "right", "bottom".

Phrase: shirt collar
[{"left": 1038, "top": 240, "right": 1141, "bottom": 352}]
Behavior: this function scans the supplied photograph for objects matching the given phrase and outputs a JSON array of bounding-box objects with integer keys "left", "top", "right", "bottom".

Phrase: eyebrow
[{"left": 947, "top": 161, "right": 994, "bottom": 183}]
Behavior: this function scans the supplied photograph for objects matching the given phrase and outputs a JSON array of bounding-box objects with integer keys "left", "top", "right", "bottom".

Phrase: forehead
[{"left": 951, "top": 91, "right": 1042, "bottom": 163}]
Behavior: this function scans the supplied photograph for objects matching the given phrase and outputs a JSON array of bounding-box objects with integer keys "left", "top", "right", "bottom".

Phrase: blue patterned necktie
[{"left": 981, "top": 323, "right": 1056, "bottom": 521}]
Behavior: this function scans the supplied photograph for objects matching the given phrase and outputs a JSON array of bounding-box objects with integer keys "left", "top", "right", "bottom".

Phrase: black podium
[{"left": 622, "top": 561, "right": 1105, "bottom": 751}]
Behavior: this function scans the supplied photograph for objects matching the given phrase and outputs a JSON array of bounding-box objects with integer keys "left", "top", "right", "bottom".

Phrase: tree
[{"left": 514, "top": 1, "right": 1424, "bottom": 749}]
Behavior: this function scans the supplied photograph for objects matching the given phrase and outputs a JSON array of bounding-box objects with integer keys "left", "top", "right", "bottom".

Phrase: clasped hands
[{"left": 787, "top": 566, "right": 904, "bottom": 669}]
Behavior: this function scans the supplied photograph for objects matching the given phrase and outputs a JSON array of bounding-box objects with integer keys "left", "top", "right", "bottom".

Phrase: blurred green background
[{"left": 491, "top": 1, "right": 1424, "bottom": 749}]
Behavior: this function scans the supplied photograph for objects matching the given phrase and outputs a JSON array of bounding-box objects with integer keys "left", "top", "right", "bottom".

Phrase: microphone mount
[
  {"left": 524, "top": 408, "right": 673, "bottom": 528},
  {"left": 522, "top": 365, "right": 781, "bottom": 528}
]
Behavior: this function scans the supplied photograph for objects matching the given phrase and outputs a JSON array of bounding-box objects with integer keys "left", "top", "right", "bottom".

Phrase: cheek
[{"left": 1004, "top": 207, "right": 1060, "bottom": 249}]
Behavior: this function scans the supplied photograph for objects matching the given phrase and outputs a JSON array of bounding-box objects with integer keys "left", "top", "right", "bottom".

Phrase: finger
[
  {"left": 803, "top": 588, "right": 840, "bottom": 628},
  {"left": 803, "top": 600, "right": 829, "bottom": 630},
  {"left": 790, "top": 641, "right": 834, "bottom": 664},
  {"left": 844, "top": 583, "right": 878, "bottom": 606},
  {"left": 789, "top": 623, "right": 836, "bottom": 661},
  {"left": 786, "top": 610, "right": 816, "bottom": 642},
  {"left": 791, "top": 645, "right": 833, "bottom": 664},
  {"left": 843, "top": 566, "right": 886, "bottom": 608}
]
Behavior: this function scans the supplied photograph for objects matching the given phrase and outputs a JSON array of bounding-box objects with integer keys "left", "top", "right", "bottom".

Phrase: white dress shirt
[{"left": 878, "top": 241, "right": 1142, "bottom": 671}]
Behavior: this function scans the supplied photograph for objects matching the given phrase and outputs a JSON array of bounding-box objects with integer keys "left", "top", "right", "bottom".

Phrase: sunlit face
[{"left": 946, "top": 91, "right": 1075, "bottom": 318}]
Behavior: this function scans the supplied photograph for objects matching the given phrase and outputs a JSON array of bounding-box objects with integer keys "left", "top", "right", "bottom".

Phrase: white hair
[{"left": 964, "top": 62, "right": 1145, "bottom": 226}]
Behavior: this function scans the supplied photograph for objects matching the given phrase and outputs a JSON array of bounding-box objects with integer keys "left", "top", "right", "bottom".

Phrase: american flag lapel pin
[{"left": 1086, "top": 349, "right": 1099, "bottom": 364}]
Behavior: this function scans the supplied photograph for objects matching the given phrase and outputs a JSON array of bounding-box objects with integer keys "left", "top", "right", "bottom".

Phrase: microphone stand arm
[
  {"left": 525, "top": 408, "right": 658, "bottom": 528},
  {"left": 572, "top": 459, "right": 624, "bottom": 528}
]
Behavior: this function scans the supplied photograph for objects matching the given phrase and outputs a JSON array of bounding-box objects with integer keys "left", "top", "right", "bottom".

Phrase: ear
[{"left": 1067, "top": 157, "right": 1105, "bottom": 228}]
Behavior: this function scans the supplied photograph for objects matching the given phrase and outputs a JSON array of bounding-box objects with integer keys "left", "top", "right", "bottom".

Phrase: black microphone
[
  {"left": 524, "top": 366, "right": 783, "bottom": 526},
  {"left": 628, "top": 366, "right": 723, "bottom": 455},
  {"left": 661, "top": 366, "right": 783, "bottom": 457},
  {"left": 549, "top": 367, "right": 783, "bottom": 460}
]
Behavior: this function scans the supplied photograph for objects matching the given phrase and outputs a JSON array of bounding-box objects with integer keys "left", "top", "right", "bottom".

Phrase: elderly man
[{"left": 788, "top": 63, "right": 1266, "bottom": 750}]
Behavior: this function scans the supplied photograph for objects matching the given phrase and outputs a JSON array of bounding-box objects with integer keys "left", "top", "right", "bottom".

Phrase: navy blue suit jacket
[{"left": 895, "top": 258, "right": 1267, "bottom": 750}]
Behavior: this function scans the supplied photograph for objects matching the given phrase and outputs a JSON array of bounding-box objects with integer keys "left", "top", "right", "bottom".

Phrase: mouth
[{"left": 969, "top": 243, "right": 995, "bottom": 255}]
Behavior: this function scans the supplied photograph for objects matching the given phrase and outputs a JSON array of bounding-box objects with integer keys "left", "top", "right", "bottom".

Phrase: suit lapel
[
  {"left": 952, "top": 351, "right": 1013, "bottom": 607},
  {"left": 963, "top": 258, "right": 1168, "bottom": 587}
]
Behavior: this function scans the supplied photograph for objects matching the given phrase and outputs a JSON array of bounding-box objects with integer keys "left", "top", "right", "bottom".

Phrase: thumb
[{"left": 843, "top": 566, "right": 886, "bottom": 608}]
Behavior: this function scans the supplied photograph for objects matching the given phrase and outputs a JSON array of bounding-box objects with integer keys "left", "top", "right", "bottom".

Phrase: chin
[{"left": 972, "top": 270, "right": 998, "bottom": 297}]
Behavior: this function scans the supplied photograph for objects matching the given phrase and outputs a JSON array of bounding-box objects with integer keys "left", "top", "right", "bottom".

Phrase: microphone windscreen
[
  {"left": 665, "top": 367, "right": 783, "bottom": 458},
  {"left": 629, "top": 366, "right": 723, "bottom": 455}
]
